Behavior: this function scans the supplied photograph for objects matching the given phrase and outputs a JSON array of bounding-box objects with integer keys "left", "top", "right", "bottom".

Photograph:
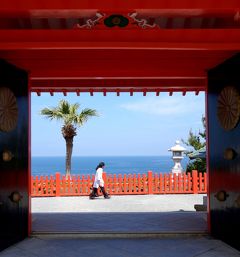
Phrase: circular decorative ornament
[
  {"left": 104, "top": 14, "right": 129, "bottom": 28},
  {"left": 2, "top": 150, "right": 14, "bottom": 162},
  {"left": 223, "top": 148, "right": 237, "bottom": 160},
  {"left": 217, "top": 86, "right": 240, "bottom": 131},
  {"left": 0, "top": 87, "right": 18, "bottom": 132},
  {"left": 215, "top": 190, "right": 229, "bottom": 202},
  {"left": 9, "top": 191, "right": 22, "bottom": 203}
]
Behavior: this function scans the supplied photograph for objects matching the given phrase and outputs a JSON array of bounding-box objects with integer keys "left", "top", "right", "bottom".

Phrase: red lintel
[
  {"left": 0, "top": 0, "right": 240, "bottom": 10},
  {"left": 0, "top": 30, "right": 240, "bottom": 51}
]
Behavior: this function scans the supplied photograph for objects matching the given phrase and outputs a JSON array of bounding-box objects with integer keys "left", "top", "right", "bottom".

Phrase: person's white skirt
[{"left": 93, "top": 179, "right": 104, "bottom": 188}]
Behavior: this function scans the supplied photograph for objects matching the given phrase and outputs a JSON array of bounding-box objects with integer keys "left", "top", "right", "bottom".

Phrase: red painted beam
[
  {"left": 1, "top": 48, "right": 231, "bottom": 60},
  {"left": 28, "top": 71, "right": 207, "bottom": 79},
  {"left": 0, "top": 9, "right": 239, "bottom": 19},
  {"left": 2, "top": 49, "right": 229, "bottom": 79},
  {"left": 0, "top": 29, "right": 238, "bottom": 43},
  {"left": 30, "top": 77, "right": 206, "bottom": 85},
  {"left": 0, "top": 29, "right": 240, "bottom": 50},
  {"left": 1, "top": 42, "right": 240, "bottom": 51},
  {"left": 30, "top": 78, "right": 206, "bottom": 92},
  {"left": 0, "top": 0, "right": 239, "bottom": 10}
]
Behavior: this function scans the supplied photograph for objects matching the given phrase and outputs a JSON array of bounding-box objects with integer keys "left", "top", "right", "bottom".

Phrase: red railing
[{"left": 31, "top": 170, "right": 207, "bottom": 197}]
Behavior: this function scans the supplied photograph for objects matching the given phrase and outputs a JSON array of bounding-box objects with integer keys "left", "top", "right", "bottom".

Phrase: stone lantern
[{"left": 168, "top": 140, "right": 186, "bottom": 174}]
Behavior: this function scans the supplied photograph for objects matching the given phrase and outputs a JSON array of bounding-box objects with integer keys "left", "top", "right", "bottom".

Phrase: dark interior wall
[
  {"left": 208, "top": 53, "right": 240, "bottom": 250},
  {"left": 0, "top": 60, "right": 29, "bottom": 251}
]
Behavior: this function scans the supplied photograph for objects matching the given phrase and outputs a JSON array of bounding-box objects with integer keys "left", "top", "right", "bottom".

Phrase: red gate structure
[{"left": 0, "top": 0, "right": 240, "bottom": 252}]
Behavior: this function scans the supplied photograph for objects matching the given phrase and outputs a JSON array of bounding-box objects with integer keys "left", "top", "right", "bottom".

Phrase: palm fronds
[{"left": 41, "top": 100, "right": 98, "bottom": 126}]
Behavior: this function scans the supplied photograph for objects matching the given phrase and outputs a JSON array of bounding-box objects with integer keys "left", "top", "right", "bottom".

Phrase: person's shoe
[
  {"left": 90, "top": 188, "right": 99, "bottom": 199},
  {"left": 89, "top": 194, "right": 96, "bottom": 200},
  {"left": 104, "top": 194, "right": 111, "bottom": 199}
]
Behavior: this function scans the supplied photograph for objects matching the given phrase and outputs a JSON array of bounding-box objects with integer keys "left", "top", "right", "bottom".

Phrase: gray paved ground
[
  {"left": 1, "top": 237, "right": 240, "bottom": 257},
  {"left": 32, "top": 212, "right": 208, "bottom": 233},
  {"left": 1, "top": 194, "right": 240, "bottom": 256},
  {"left": 32, "top": 194, "right": 208, "bottom": 233},
  {"left": 31, "top": 194, "right": 206, "bottom": 212}
]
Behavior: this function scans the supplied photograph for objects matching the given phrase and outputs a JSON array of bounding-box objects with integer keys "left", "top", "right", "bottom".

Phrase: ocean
[{"left": 31, "top": 156, "right": 188, "bottom": 176}]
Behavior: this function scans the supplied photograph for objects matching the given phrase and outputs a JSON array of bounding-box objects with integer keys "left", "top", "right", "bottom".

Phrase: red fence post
[
  {"left": 31, "top": 176, "right": 34, "bottom": 196},
  {"left": 173, "top": 173, "right": 177, "bottom": 193},
  {"left": 192, "top": 170, "right": 198, "bottom": 194},
  {"left": 55, "top": 172, "right": 61, "bottom": 197},
  {"left": 148, "top": 171, "right": 153, "bottom": 194},
  {"left": 204, "top": 172, "right": 207, "bottom": 193},
  {"left": 40, "top": 176, "right": 43, "bottom": 195}
]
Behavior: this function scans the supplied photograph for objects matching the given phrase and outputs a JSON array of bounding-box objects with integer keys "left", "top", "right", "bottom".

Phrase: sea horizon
[
  {"left": 31, "top": 155, "right": 188, "bottom": 176},
  {"left": 32, "top": 154, "right": 172, "bottom": 157}
]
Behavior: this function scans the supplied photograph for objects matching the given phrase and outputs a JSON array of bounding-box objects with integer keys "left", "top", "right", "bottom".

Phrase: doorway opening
[{"left": 30, "top": 90, "right": 208, "bottom": 234}]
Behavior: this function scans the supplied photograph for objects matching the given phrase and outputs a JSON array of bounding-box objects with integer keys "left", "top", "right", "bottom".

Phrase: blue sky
[{"left": 31, "top": 92, "right": 205, "bottom": 156}]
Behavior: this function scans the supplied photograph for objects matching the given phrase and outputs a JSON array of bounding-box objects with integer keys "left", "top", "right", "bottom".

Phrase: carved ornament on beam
[
  {"left": 128, "top": 12, "right": 157, "bottom": 29},
  {"left": 74, "top": 12, "right": 105, "bottom": 29}
]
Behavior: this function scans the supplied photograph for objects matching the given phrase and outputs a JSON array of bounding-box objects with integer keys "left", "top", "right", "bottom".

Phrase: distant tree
[
  {"left": 41, "top": 100, "right": 98, "bottom": 176},
  {"left": 182, "top": 116, "right": 206, "bottom": 173},
  {"left": 185, "top": 158, "right": 206, "bottom": 174}
]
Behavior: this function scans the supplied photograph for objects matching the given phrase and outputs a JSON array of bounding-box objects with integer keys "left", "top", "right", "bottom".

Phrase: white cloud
[{"left": 120, "top": 94, "right": 205, "bottom": 116}]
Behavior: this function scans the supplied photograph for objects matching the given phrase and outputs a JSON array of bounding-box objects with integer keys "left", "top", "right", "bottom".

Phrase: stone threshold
[{"left": 31, "top": 231, "right": 209, "bottom": 239}]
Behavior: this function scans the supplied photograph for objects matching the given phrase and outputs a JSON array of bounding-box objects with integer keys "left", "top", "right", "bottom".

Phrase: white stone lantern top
[{"left": 168, "top": 140, "right": 186, "bottom": 152}]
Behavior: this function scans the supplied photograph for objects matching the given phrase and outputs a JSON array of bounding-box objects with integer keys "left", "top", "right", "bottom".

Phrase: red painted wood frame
[
  {"left": 1, "top": 0, "right": 240, "bottom": 237},
  {"left": 0, "top": 1, "right": 240, "bottom": 95}
]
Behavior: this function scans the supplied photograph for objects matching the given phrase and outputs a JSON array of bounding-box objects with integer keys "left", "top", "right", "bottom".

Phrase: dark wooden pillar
[
  {"left": 207, "top": 53, "right": 240, "bottom": 250},
  {"left": 0, "top": 60, "right": 29, "bottom": 251}
]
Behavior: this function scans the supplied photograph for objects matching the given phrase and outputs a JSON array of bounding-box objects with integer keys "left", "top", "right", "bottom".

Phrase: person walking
[{"left": 90, "top": 162, "right": 110, "bottom": 199}]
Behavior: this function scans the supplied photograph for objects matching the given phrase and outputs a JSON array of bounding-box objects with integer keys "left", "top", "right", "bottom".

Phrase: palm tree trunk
[{"left": 65, "top": 136, "right": 74, "bottom": 177}]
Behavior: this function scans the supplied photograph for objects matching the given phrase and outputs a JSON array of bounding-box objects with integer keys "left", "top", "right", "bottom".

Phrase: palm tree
[{"left": 41, "top": 100, "right": 98, "bottom": 177}]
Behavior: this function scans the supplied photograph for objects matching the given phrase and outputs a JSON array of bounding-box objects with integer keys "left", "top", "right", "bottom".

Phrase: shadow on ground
[{"left": 32, "top": 211, "right": 207, "bottom": 233}]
